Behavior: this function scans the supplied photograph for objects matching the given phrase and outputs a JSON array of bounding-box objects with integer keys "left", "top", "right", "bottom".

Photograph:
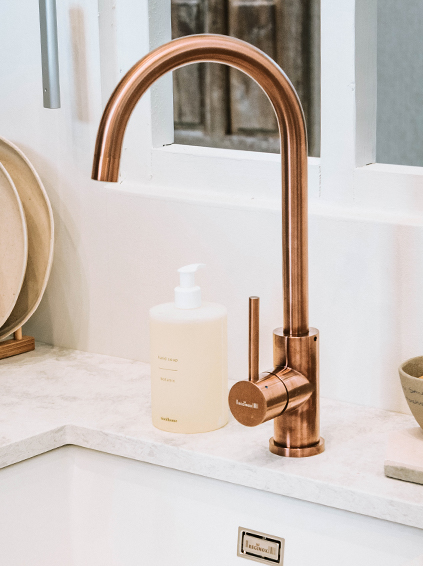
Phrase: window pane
[
  {"left": 171, "top": 0, "right": 321, "bottom": 157},
  {"left": 377, "top": 0, "right": 423, "bottom": 167}
]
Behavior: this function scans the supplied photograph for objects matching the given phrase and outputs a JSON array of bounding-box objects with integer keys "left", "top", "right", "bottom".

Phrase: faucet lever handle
[{"left": 249, "top": 296, "right": 260, "bottom": 383}]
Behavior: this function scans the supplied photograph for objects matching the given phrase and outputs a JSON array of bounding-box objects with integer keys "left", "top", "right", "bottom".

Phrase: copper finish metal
[
  {"left": 91, "top": 33, "right": 323, "bottom": 457},
  {"left": 272, "top": 328, "right": 320, "bottom": 448},
  {"left": 229, "top": 371, "right": 288, "bottom": 427},
  {"left": 249, "top": 297, "right": 260, "bottom": 383},
  {"left": 269, "top": 437, "right": 325, "bottom": 458},
  {"left": 229, "top": 366, "right": 311, "bottom": 428},
  {"left": 92, "top": 34, "right": 308, "bottom": 336},
  {"left": 271, "top": 366, "right": 312, "bottom": 412}
]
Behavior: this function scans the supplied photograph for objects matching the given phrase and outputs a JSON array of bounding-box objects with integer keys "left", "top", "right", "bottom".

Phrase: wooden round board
[
  {"left": 0, "top": 137, "right": 54, "bottom": 339},
  {"left": 0, "top": 162, "right": 28, "bottom": 329}
]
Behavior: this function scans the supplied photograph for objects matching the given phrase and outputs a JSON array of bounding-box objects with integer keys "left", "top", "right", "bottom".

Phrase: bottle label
[{"left": 157, "top": 355, "right": 179, "bottom": 384}]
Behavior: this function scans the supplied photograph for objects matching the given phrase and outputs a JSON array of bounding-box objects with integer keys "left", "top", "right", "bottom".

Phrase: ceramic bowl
[{"left": 399, "top": 356, "right": 423, "bottom": 429}]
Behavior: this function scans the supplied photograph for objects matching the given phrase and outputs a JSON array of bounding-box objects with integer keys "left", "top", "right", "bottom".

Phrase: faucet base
[{"left": 269, "top": 437, "right": 325, "bottom": 458}]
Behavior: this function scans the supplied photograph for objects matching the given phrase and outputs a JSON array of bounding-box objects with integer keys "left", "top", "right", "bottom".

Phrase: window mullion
[
  {"left": 320, "top": 0, "right": 376, "bottom": 203},
  {"left": 355, "top": 0, "right": 377, "bottom": 168}
]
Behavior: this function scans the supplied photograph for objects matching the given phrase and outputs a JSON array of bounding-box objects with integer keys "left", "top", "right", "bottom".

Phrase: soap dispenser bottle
[{"left": 150, "top": 264, "right": 228, "bottom": 433}]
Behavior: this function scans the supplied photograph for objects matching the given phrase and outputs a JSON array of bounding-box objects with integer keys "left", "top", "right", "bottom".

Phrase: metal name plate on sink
[{"left": 237, "top": 527, "right": 284, "bottom": 564}]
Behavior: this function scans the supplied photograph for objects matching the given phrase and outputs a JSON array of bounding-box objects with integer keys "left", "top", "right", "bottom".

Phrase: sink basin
[{"left": 0, "top": 446, "right": 422, "bottom": 566}]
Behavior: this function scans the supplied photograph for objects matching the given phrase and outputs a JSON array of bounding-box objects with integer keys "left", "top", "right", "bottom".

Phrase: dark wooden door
[{"left": 171, "top": 0, "right": 320, "bottom": 156}]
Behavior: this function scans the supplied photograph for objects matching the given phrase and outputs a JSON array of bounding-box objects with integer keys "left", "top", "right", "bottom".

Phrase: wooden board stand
[{"left": 0, "top": 327, "right": 35, "bottom": 360}]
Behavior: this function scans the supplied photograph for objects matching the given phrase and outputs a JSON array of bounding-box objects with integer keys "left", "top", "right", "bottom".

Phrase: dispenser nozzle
[
  {"left": 177, "top": 263, "right": 205, "bottom": 288},
  {"left": 175, "top": 264, "right": 205, "bottom": 309}
]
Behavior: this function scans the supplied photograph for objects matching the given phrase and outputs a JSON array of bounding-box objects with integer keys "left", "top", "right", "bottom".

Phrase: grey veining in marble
[{"left": 0, "top": 343, "right": 422, "bottom": 530}]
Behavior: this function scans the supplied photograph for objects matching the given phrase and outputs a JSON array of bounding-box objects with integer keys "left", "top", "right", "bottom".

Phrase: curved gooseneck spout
[{"left": 92, "top": 34, "right": 309, "bottom": 338}]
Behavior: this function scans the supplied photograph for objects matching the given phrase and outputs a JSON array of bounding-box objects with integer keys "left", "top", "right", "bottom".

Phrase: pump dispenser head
[{"left": 175, "top": 264, "right": 205, "bottom": 309}]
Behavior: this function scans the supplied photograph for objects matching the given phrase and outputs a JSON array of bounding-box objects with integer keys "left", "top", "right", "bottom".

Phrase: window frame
[{"left": 98, "top": 0, "right": 422, "bottom": 218}]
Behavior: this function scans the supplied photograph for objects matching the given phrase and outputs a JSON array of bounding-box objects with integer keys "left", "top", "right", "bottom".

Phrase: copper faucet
[{"left": 92, "top": 34, "right": 324, "bottom": 458}]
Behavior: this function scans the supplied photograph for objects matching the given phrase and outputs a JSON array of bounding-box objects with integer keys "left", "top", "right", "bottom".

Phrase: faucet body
[{"left": 92, "top": 34, "right": 324, "bottom": 457}]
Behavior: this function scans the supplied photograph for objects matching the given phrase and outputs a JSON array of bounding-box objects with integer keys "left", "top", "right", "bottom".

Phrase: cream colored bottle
[{"left": 150, "top": 264, "right": 228, "bottom": 433}]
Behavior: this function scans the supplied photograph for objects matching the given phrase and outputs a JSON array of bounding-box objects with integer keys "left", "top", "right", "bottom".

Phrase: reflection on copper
[{"left": 249, "top": 297, "right": 260, "bottom": 383}]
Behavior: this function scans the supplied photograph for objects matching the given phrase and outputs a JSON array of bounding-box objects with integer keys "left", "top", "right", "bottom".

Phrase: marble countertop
[{"left": 0, "top": 343, "right": 422, "bottom": 530}]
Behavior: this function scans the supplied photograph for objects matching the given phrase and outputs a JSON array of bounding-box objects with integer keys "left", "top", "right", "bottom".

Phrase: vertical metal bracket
[{"left": 39, "top": 0, "right": 61, "bottom": 108}]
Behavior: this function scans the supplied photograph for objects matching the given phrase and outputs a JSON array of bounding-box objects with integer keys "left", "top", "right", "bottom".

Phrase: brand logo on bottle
[{"left": 236, "top": 400, "right": 259, "bottom": 409}]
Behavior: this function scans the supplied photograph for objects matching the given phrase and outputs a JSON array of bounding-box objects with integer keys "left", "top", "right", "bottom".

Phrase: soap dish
[{"left": 384, "top": 427, "right": 423, "bottom": 485}]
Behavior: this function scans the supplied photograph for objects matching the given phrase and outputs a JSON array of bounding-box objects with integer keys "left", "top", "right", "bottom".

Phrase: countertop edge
[{"left": 1, "top": 424, "right": 422, "bottom": 531}]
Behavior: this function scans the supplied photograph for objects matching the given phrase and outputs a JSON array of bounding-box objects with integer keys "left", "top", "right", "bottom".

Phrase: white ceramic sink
[{"left": 0, "top": 446, "right": 422, "bottom": 566}]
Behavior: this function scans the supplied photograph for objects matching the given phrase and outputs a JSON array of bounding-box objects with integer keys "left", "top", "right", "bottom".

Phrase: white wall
[{"left": 0, "top": 1, "right": 422, "bottom": 415}]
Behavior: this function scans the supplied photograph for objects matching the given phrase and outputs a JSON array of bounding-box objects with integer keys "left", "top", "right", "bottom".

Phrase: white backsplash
[{"left": 22, "top": 182, "right": 420, "bottom": 415}]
